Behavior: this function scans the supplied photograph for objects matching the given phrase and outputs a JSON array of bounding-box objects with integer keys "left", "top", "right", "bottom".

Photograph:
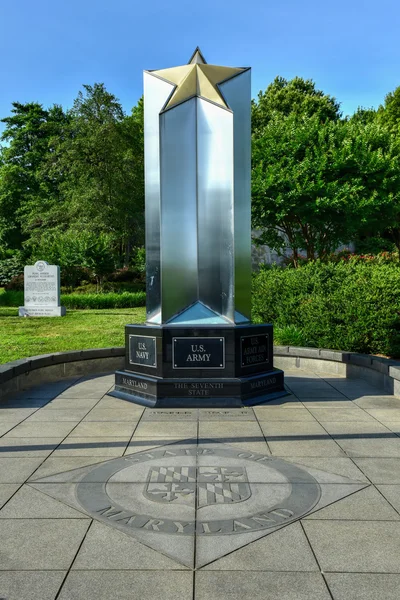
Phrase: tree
[
  {"left": 378, "top": 85, "right": 400, "bottom": 134},
  {"left": 252, "top": 76, "right": 341, "bottom": 133},
  {"left": 34, "top": 84, "right": 145, "bottom": 265},
  {"left": 0, "top": 102, "right": 68, "bottom": 252},
  {"left": 251, "top": 112, "right": 400, "bottom": 264}
]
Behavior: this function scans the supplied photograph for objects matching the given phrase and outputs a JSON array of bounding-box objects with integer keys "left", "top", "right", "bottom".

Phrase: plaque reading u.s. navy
[
  {"left": 173, "top": 337, "right": 225, "bottom": 369},
  {"left": 129, "top": 335, "right": 157, "bottom": 367},
  {"left": 241, "top": 334, "right": 269, "bottom": 368}
]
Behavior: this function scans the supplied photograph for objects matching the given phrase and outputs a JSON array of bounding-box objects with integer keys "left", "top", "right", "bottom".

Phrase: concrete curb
[
  {"left": 0, "top": 347, "right": 125, "bottom": 399},
  {"left": 273, "top": 346, "right": 400, "bottom": 395},
  {"left": 1, "top": 345, "right": 399, "bottom": 400}
]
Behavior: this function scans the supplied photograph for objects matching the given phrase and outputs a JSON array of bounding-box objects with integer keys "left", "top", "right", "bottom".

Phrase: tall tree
[
  {"left": 34, "top": 84, "right": 144, "bottom": 265},
  {"left": 252, "top": 112, "right": 400, "bottom": 263},
  {"left": 378, "top": 85, "right": 400, "bottom": 134},
  {"left": 0, "top": 102, "right": 67, "bottom": 251},
  {"left": 252, "top": 76, "right": 341, "bottom": 133}
]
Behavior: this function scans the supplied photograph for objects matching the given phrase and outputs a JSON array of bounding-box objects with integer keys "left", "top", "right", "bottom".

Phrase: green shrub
[
  {"left": 0, "top": 290, "right": 23, "bottom": 306},
  {"left": 252, "top": 260, "right": 400, "bottom": 357},
  {"left": 0, "top": 256, "right": 24, "bottom": 286},
  {"left": 61, "top": 292, "right": 146, "bottom": 309},
  {"left": 65, "top": 281, "right": 145, "bottom": 294},
  {"left": 0, "top": 290, "right": 146, "bottom": 309}
]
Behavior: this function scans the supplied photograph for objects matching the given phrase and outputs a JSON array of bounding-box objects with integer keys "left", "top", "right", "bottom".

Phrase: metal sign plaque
[
  {"left": 129, "top": 335, "right": 157, "bottom": 368},
  {"left": 241, "top": 334, "right": 270, "bottom": 368},
  {"left": 172, "top": 337, "right": 225, "bottom": 369}
]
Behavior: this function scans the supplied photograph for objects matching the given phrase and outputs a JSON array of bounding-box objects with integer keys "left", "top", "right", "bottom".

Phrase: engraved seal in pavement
[{"left": 30, "top": 440, "right": 368, "bottom": 567}]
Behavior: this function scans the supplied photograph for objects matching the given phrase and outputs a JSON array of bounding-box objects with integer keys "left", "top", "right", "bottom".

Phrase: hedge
[
  {"left": 252, "top": 260, "right": 400, "bottom": 357},
  {"left": 0, "top": 290, "right": 146, "bottom": 309}
]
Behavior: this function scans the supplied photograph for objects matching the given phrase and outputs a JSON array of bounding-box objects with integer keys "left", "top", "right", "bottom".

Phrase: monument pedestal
[{"left": 109, "top": 323, "right": 285, "bottom": 407}]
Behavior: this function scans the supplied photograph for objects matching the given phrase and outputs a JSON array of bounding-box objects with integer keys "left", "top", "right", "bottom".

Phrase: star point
[{"left": 149, "top": 50, "right": 247, "bottom": 112}]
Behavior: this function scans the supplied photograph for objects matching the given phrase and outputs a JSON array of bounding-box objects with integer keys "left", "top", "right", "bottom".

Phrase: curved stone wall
[{"left": 1, "top": 345, "right": 399, "bottom": 400}]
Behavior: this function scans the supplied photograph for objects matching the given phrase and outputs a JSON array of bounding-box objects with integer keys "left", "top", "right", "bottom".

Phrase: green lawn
[{"left": 0, "top": 307, "right": 146, "bottom": 364}]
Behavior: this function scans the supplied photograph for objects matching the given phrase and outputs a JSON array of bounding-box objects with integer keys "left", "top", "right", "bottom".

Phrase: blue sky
[{"left": 1, "top": 0, "right": 399, "bottom": 136}]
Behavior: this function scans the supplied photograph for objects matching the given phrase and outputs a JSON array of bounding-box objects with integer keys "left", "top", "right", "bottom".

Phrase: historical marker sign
[
  {"left": 19, "top": 260, "right": 66, "bottom": 317},
  {"left": 172, "top": 337, "right": 225, "bottom": 369}
]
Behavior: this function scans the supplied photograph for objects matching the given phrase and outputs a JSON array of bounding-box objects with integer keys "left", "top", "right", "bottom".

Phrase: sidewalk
[{"left": 1, "top": 370, "right": 400, "bottom": 599}]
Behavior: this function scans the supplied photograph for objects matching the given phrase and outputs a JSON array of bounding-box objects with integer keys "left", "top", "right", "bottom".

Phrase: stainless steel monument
[{"left": 111, "top": 48, "right": 285, "bottom": 406}]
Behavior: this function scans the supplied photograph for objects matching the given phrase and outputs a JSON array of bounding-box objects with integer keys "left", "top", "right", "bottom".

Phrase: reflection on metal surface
[
  {"left": 144, "top": 73, "right": 173, "bottom": 323},
  {"left": 220, "top": 69, "right": 252, "bottom": 319},
  {"left": 144, "top": 50, "right": 251, "bottom": 325}
]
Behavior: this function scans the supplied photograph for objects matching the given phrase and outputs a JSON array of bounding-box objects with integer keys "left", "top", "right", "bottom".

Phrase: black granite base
[{"left": 110, "top": 323, "right": 286, "bottom": 408}]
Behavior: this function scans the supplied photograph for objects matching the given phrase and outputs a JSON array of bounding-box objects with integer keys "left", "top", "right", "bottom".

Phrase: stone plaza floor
[{"left": 1, "top": 370, "right": 400, "bottom": 599}]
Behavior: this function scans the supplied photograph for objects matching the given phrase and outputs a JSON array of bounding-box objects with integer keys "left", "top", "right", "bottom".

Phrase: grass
[{"left": 0, "top": 307, "right": 146, "bottom": 364}]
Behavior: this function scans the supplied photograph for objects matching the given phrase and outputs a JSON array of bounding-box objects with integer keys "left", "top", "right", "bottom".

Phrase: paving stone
[
  {"left": 305, "top": 484, "right": 400, "bottom": 520},
  {"left": 354, "top": 396, "right": 400, "bottom": 410},
  {"left": 3, "top": 421, "right": 77, "bottom": 438},
  {"left": 0, "top": 458, "right": 45, "bottom": 483},
  {"left": 28, "top": 456, "right": 112, "bottom": 480},
  {"left": 279, "top": 457, "right": 369, "bottom": 482},
  {"left": 126, "top": 437, "right": 198, "bottom": 455},
  {"left": 52, "top": 437, "right": 129, "bottom": 457},
  {"left": 0, "top": 571, "right": 66, "bottom": 600},
  {"left": 260, "top": 421, "right": 328, "bottom": 437},
  {"left": 0, "top": 484, "right": 19, "bottom": 508},
  {"left": 292, "top": 390, "right": 348, "bottom": 399},
  {"left": 254, "top": 408, "right": 316, "bottom": 422},
  {"left": 0, "top": 422, "right": 20, "bottom": 436},
  {"left": 56, "top": 388, "right": 107, "bottom": 400},
  {"left": 341, "top": 388, "right": 388, "bottom": 401},
  {"left": 72, "top": 521, "right": 186, "bottom": 569},
  {"left": 303, "top": 520, "right": 400, "bottom": 572},
  {"left": 68, "top": 421, "right": 138, "bottom": 437},
  {"left": 301, "top": 400, "right": 354, "bottom": 408},
  {"left": 197, "top": 437, "right": 271, "bottom": 455},
  {"left": 254, "top": 395, "right": 301, "bottom": 408},
  {"left": 354, "top": 458, "right": 400, "bottom": 483},
  {"left": 386, "top": 422, "right": 400, "bottom": 435},
  {"left": 0, "top": 437, "right": 63, "bottom": 457},
  {"left": 134, "top": 421, "right": 198, "bottom": 438},
  {"left": 321, "top": 420, "right": 394, "bottom": 436},
  {"left": 195, "top": 572, "right": 331, "bottom": 600},
  {"left": 58, "top": 571, "right": 193, "bottom": 600},
  {"left": 0, "top": 408, "right": 38, "bottom": 421},
  {"left": 0, "top": 484, "right": 89, "bottom": 518},
  {"left": 376, "top": 485, "right": 400, "bottom": 513},
  {"left": 93, "top": 396, "right": 143, "bottom": 409},
  {"left": 308, "top": 408, "right": 376, "bottom": 422},
  {"left": 334, "top": 437, "right": 400, "bottom": 458},
  {"left": 202, "top": 522, "right": 319, "bottom": 571},
  {"left": 82, "top": 408, "right": 144, "bottom": 421},
  {"left": 325, "top": 573, "right": 400, "bottom": 600},
  {"left": 45, "top": 397, "right": 101, "bottom": 409},
  {"left": 0, "top": 519, "right": 90, "bottom": 569},
  {"left": 364, "top": 408, "right": 400, "bottom": 424},
  {"left": 14, "top": 380, "right": 76, "bottom": 399},
  {"left": 268, "top": 438, "right": 345, "bottom": 457},
  {"left": 25, "top": 408, "right": 91, "bottom": 422},
  {"left": 198, "top": 421, "right": 262, "bottom": 440}
]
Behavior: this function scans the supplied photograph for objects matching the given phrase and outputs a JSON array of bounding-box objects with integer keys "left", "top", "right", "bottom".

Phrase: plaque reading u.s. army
[
  {"left": 241, "top": 334, "right": 269, "bottom": 368},
  {"left": 129, "top": 335, "right": 157, "bottom": 367},
  {"left": 173, "top": 337, "right": 225, "bottom": 369}
]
